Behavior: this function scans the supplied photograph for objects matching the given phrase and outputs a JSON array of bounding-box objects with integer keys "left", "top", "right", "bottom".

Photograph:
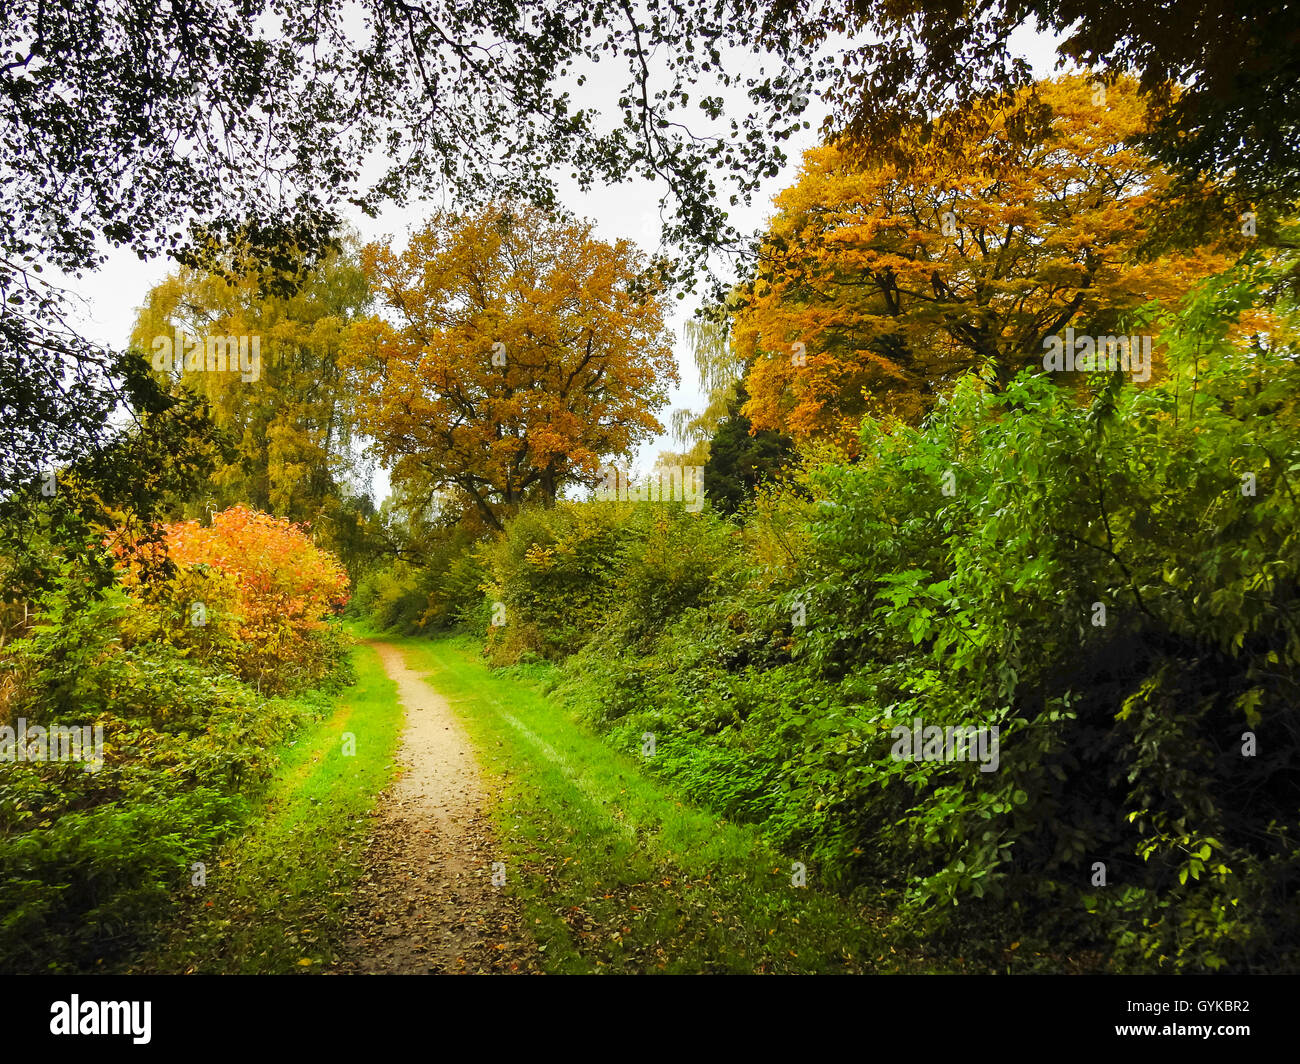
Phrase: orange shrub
[{"left": 125, "top": 506, "right": 349, "bottom": 690}]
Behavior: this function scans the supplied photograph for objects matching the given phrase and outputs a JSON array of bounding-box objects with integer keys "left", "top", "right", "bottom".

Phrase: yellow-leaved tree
[
  {"left": 129, "top": 237, "right": 371, "bottom": 523},
  {"left": 344, "top": 205, "right": 677, "bottom": 530},
  {"left": 734, "top": 75, "right": 1236, "bottom": 447}
]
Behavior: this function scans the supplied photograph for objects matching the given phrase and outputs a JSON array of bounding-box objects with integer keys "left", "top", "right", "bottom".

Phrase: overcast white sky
[{"left": 57, "top": 20, "right": 1063, "bottom": 506}]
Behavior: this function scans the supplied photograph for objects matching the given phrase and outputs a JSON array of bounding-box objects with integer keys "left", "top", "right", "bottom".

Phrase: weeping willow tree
[
  {"left": 656, "top": 298, "right": 795, "bottom": 514},
  {"left": 659, "top": 300, "right": 747, "bottom": 469}
]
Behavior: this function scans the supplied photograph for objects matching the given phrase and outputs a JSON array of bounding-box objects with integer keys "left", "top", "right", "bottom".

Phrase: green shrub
[
  {"left": 540, "top": 249, "right": 1300, "bottom": 973},
  {"left": 0, "top": 549, "right": 344, "bottom": 972},
  {"left": 352, "top": 528, "right": 488, "bottom": 635},
  {"left": 482, "top": 503, "right": 629, "bottom": 661}
]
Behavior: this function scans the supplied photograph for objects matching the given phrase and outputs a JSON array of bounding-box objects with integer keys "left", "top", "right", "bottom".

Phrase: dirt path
[{"left": 333, "top": 641, "right": 536, "bottom": 974}]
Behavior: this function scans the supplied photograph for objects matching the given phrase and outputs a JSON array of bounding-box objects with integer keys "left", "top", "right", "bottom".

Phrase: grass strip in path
[{"left": 391, "top": 633, "right": 917, "bottom": 974}]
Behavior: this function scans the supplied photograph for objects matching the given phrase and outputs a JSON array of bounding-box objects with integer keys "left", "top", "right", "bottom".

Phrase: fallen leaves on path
[{"left": 331, "top": 643, "right": 539, "bottom": 975}]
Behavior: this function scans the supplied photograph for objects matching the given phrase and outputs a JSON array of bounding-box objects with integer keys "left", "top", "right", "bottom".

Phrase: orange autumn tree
[
  {"left": 126, "top": 506, "right": 350, "bottom": 691},
  {"left": 344, "top": 205, "right": 678, "bottom": 531},
  {"left": 735, "top": 74, "right": 1232, "bottom": 447}
]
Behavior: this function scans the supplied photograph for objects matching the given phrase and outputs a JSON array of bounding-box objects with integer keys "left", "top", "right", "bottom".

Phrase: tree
[
  {"left": 0, "top": 386, "right": 228, "bottom": 616},
  {"left": 129, "top": 238, "right": 372, "bottom": 530},
  {"left": 656, "top": 307, "right": 796, "bottom": 511},
  {"left": 1, "top": 0, "right": 822, "bottom": 526},
  {"left": 757, "top": 0, "right": 1300, "bottom": 224},
  {"left": 655, "top": 306, "right": 746, "bottom": 470},
  {"left": 703, "top": 382, "right": 795, "bottom": 515},
  {"left": 344, "top": 205, "right": 678, "bottom": 531},
  {"left": 733, "top": 76, "right": 1232, "bottom": 446}
]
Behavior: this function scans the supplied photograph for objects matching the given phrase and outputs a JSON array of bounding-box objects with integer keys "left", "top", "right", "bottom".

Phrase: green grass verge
[
  {"left": 388, "top": 632, "right": 919, "bottom": 974},
  {"left": 130, "top": 641, "right": 402, "bottom": 973}
]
